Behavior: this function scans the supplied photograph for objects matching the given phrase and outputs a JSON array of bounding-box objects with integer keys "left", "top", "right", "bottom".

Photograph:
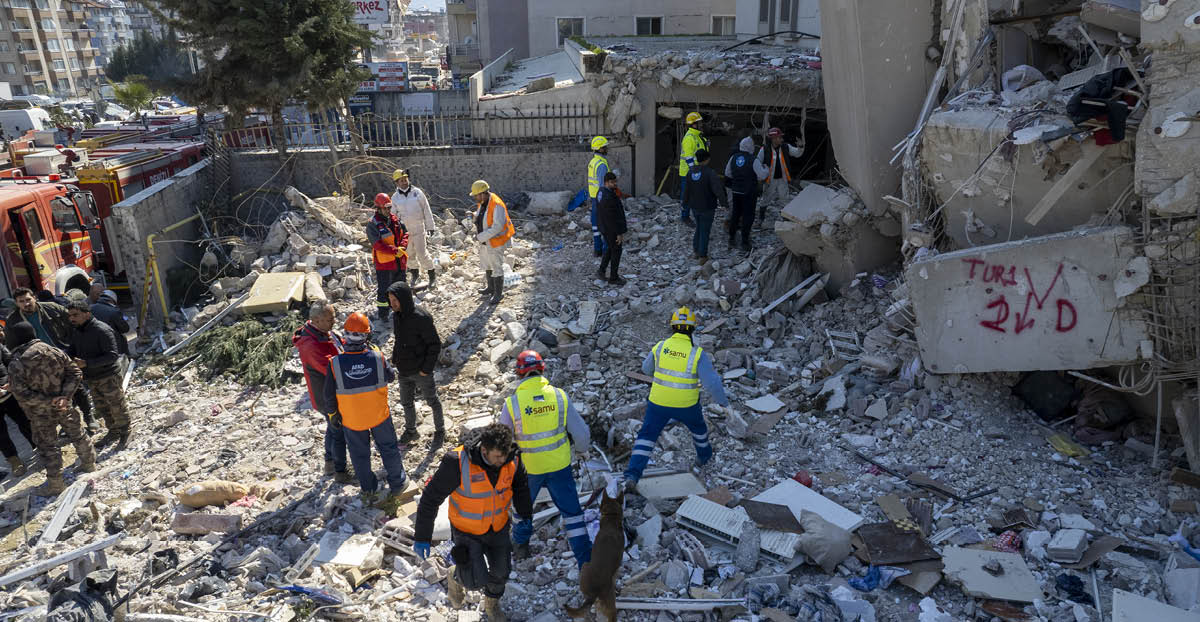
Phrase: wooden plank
[
  {"left": 1170, "top": 467, "right": 1200, "bottom": 490},
  {"left": 738, "top": 500, "right": 803, "bottom": 533},
  {"left": 626, "top": 371, "right": 654, "bottom": 384},
  {"left": 0, "top": 533, "right": 123, "bottom": 587},
  {"left": 37, "top": 480, "right": 89, "bottom": 546},
  {"left": 761, "top": 273, "right": 821, "bottom": 315},
  {"left": 1025, "top": 142, "right": 1107, "bottom": 226},
  {"left": 876, "top": 494, "right": 918, "bottom": 530}
]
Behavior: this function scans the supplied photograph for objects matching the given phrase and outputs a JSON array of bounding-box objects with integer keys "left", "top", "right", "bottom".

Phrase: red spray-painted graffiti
[{"left": 963, "top": 259, "right": 1077, "bottom": 334}]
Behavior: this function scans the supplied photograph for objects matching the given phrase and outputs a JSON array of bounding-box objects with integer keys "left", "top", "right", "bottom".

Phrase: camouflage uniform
[
  {"left": 88, "top": 372, "right": 129, "bottom": 429},
  {"left": 8, "top": 341, "right": 95, "bottom": 479}
]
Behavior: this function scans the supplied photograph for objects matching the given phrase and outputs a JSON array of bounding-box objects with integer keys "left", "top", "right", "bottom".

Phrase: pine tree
[{"left": 144, "top": 0, "right": 374, "bottom": 155}]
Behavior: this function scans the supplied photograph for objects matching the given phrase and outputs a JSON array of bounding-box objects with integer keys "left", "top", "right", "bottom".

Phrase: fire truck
[{"left": 0, "top": 176, "right": 99, "bottom": 299}]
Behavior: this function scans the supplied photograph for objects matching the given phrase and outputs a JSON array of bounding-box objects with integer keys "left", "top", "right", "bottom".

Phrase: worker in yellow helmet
[
  {"left": 586, "top": 136, "right": 610, "bottom": 258},
  {"left": 623, "top": 307, "right": 728, "bottom": 491},
  {"left": 677, "top": 112, "right": 709, "bottom": 227},
  {"left": 470, "top": 180, "right": 515, "bottom": 304}
]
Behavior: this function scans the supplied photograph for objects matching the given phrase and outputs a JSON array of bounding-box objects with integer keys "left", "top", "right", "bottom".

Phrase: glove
[
  {"left": 330, "top": 412, "right": 343, "bottom": 428},
  {"left": 414, "top": 541, "right": 431, "bottom": 560}
]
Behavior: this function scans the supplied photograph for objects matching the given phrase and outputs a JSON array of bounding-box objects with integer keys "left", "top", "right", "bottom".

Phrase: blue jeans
[
  {"left": 624, "top": 401, "right": 712, "bottom": 483},
  {"left": 590, "top": 203, "right": 607, "bottom": 255},
  {"left": 512, "top": 466, "right": 592, "bottom": 567},
  {"left": 679, "top": 175, "right": 690, "bottom": 221},
  {"left": 324, "top": 415, "right": 348, "bottom": 472},
  {"left": 693, "top": 211, "right": 714, "bottom": 257},
  {"left": 344, "top": 416, "right": 408, "bottom": 493}
]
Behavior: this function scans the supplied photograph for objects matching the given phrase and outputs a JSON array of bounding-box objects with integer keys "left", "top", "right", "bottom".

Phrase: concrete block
[
  {"left": 1165, "top": 568, "right": 1200, "bottom": 610},
  {"left": 1046, "top": 529, "right": 1088, "bottom": 563},
  {"left": 780, "top": 184, "right": 856, "bottom": 227},
  {"left": 171, "top": 512, "right": 243, "bottom": 535},
  {"left": 907, "top": 227, "right": 1148, "bottom": 374},
  {"left": 776, "top": 219, "right": 898, "bottom": 292}
]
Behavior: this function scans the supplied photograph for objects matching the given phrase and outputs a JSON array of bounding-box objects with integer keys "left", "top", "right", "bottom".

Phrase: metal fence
[{"left": 217, "top": 103, "right": 602, "bottom": 151}]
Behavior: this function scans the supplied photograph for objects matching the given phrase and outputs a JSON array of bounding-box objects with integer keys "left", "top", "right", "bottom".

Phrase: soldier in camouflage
[{"left": 7, "top": 321, "right": 95, "bottom": 495}]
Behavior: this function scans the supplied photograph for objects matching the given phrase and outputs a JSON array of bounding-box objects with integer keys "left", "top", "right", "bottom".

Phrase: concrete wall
[
  {"left": 106, "top": 159, "right": 210, "bottom": 328},
  {"left": 525, "top": 0, "right": 738, "bottom": 56},
  {"left": 1136, "top": 0, "right": 1200, "bottom": 200},
  {"left": 230, "top": 144, "right": 632, "bottom": 208},
  {"left": 478, "top": 0, "right": 529, "bottom": 65},
  {"left": 906, "top": 226, "right": 1148, "bottom": 374},
  {"left": 922, "top": 109, "right": 1135, "bottom": 248},
  {"left": 471, "top": 47, "right": 515, "bottom": 101},
  {"left": 818, "top": 0, "right": 934, "bottom": 217}
]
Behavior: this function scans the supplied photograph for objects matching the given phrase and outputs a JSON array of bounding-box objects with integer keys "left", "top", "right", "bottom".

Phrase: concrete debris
[
  {"left": 941, "top": 546, "right": 1042, "bottom": 603},
  {"left": 1047, "top": 528, "right": 1089, "bottom": 563}
]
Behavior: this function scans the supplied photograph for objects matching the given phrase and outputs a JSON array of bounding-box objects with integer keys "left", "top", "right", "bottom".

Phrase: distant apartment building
[
  {"left": 447, "top": 0, "right": 737, "bottom": 79},
  {"left": 734, "top": 0, "right": 820, "bottom": 41},
  {"left": 122, "top": 0, "right": 163, "bottom": 38},
  {"left": 84, "top": 0, "right": 132, "bottom": 68},
  {"left": 0, "top": 0, "right": 104, "bottom": 97}
]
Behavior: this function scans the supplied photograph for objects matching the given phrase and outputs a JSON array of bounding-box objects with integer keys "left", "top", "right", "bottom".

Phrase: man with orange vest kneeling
[
  {"left": 413, "top": 423, "right": 533, "bottom": 622},
  {"left": 321, "top": 312, "right": 410, "bottom": 499}
]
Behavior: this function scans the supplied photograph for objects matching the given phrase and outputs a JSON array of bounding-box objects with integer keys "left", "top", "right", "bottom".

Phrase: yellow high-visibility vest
[
  {"left": 504, "top": 376, "right": 571, "bottom": 474},
  {"left": 648, "top": 333, "right": 702, "bottom": 408},
  {"left": 587, "top": 154, "right": 608, "bottom": 200}
]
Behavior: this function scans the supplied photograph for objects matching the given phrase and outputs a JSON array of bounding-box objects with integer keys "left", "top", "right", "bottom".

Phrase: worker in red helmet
[
  {"left": 756, "top": 127, "right": 805, "bottom": 228},
  {"left": 366, "top": 193, "right": 407, "bottom": 324},
  {"left": 499, "top": 350, "right": 593, "bottom": 567}
]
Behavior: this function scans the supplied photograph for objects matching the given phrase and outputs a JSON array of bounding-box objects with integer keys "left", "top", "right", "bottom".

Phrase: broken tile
[{"left": 941, "top": 546, "right": 1043, "bottom": 603}]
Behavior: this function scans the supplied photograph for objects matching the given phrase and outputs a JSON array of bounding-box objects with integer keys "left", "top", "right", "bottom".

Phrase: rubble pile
[{"left": 0, "top": 188, "right": 1196, "bottom": 622}]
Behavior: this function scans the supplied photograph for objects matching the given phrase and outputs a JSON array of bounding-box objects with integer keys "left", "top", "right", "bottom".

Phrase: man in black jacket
[
  {"left": 595, "top": 172, "right": 628, "bottom": 286},
  {"left": 412, "top": 424, "right": 532, "bottom": 622},
  {"left": 66, "top": 299, "right": 130, "bottom": 449},
  {"left": 387, "top": 281, "right": 444, "bottom": 444},
  {"left": 681, "top": 149, "right": 726, "bottom": 263},
  {"left": 90, "top": 290, "right": 129, "bottom": 357}
]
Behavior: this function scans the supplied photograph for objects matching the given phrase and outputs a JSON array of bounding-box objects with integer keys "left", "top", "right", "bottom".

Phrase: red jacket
[
  {"left": 292, "top": 322, "right": 343, "bottom": 410},
  {"left": 367, "top": 212, "right": 409, "bottom": 271}
]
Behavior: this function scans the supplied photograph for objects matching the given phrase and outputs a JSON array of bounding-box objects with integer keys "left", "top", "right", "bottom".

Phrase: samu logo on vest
[
  {"left": 345, "top": 362, "right": 372, "bottom": 380},
  {"left": 524, "top": 404, "right": 557, "bottom": 416},
  {"left": 734, "top": 155, "right": 747, "bottom": 167},
  {"left": 661, "top": 347, "right": 686, "bottom": 359}
]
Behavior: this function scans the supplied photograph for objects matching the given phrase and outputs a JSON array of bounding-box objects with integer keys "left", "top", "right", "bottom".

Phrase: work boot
[
  {"left": 478, "top": 270, "right": 494, "bottom": 296},
  {"left": 427, "top": 270, "right": 436, "bottom": 289},
  {"left": 38, "top": 474, "right": 65, "bottom": 496},
  {"left": 324, "top": 460, "right": 336, "bottom": 476},
  {"left": 608, "top": 276, "right": 627, "bottom": 287},
  {"left": 432, "top": 428, "right": 445, "bottom": 444},
  {"left": 115, "top": 428, "right": 131, "bottom": 451},
  {"left": 489, "top": 276, "right": 503, "bottom": 305},
  {"left": 446, "top": 571, "right": 465, "bottom": 609},
  {"left": 596, "top": 266, "right": 606, "bottom": 280},
  {"left": 6, "top": 455, "right": 26, "bottom": 478},
  {"left": 623, "top": 477, "right": 639, "bottom": 496},
  {"left": 399, "top": 428, "right": 419, "bottom": 445},
  {"left": 334, "top": 469, "right": 356, "bottom": 484},
  {"left": 79, "top": 457, "right": 96, "bottom": 473},
  {"left": 484, "top": 596, "right": 506, "bottom": 622},
  {"left": 513, "top": 542, "right": 531, "bottom": 560},
  {"left": 95, "top": 430, "right": 122, "bottom": 449},
  {"left": 409, "top": 269, "right": 420, "bottom": 284}
]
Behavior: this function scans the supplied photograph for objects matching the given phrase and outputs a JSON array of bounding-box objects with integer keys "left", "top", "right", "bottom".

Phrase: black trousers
[
  {"left": 74, "top": 384, "right": 92, "bottom": 422},
  {"left": 598, "top": 233, "right": 622, "bottom": 279},
  {"left": 730, "top": 192, "right": 756, "bottom": 247},
  {"left": 375, "top": 268, "right": 398, "bottom": 319},
  {"left": 451, "top": 522, "right": 512, "bottom": 598},
  {"left": 0, "top": 396, "right": 33, "bottom": 458}
]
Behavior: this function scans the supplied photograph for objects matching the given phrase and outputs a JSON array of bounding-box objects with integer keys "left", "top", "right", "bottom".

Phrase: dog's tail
[{"left": 564, "top": 595, "right": 598, "bottom": 619}]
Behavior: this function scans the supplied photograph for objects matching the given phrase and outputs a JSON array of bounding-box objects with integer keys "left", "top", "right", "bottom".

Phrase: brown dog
[{"left": 565, "top": 490, "right": 624, "bottom": 621}]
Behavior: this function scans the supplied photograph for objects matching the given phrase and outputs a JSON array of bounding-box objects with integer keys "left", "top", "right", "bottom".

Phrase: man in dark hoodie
[
  {"left": 681, "top": 149, "right": 727, "bottom": 263},
  {"left": 387, "top": 281, "right": 444, "bottom": 444},
  {"left": 413, "top": 423, "right": 532, "bottom": 622}
]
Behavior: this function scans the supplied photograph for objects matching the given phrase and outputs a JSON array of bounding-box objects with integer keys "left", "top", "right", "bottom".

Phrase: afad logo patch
[
  {"left": 734, "top": 154, "right": 747, "bottom": 167},
  {"left": 690, "top": 171, "right": 702, "bottom": 181},
  {"left": 345, "top": 362, "right": 373, "bottom": 381}
]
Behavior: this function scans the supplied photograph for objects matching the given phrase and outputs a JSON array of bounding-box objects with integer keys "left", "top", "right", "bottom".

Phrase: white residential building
[
  {"left": 84, "top": 0, "right": 132, "bottom": 68},
  {"left": 735, "top": 0, "right": 820, "bottom": 42}
]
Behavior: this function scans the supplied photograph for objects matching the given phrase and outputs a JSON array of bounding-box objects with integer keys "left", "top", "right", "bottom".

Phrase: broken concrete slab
[
  {"left": 1112, "top": 588, "right": 1200, "bottom": 622},
  {"left": 781, "top": 184, "right": 857, "bottom": 228},
  {"left": 170, "top": 512, "right": 244, "bottom": 535},
  {"left": 569, "top": 300, "right": 599, "bottom": 335},
  {"left": 864, "top": 399, "right": 889, "bottom": 421},
  {"left": 636, "top": 472, "right": 707, "bottom": 500},
  {"left": 242, "top": 272, "right": 306, "bottom": 314},
  {"left": 745, "top": 395, "right": 785, "bottom": 413},
  {"left": 775, "top": 218, "right": 897, "bottom": 293},
  {"left": 1149, "top": 172, "right": 1198, "bottom": 216},
  {"left": 315, "top": 532, "right": 379, "bottom": 567},
  {"left": 1166, "top": 568, "right": 1200, "bottom": 610},
  {"left": 752, "top": 479, "right": 865, "bottom": 532},
  {"left": 941, "top": 546, "right": 1043, "bottom": 603},
  {"left": 907, "top": 227, "right": 1148, "bottom": 374},
  {"left": 1047, "top": 529, "right": 1088, "bottom": 563},
  {"left": 1080, "top": 0, "right": 1139, "bottom": 37}
]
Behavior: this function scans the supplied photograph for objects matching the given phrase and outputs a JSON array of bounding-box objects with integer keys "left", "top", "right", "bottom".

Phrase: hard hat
[
  {"left": 685, "top": 112, "right": 703, "bottom": 124},
  {"left": 374, "top": 192, "right": 391, "bottom": 207},
  {"left": 344, "top": 312, "right": 371, "bottom": 334},
  {"left": 767, "top": 127, "right": 782, "bottom": 137},
  {"left": 470, "top": 180, "right": 490, "bottom": 195},
  {"left": 590, "top": 135, "right": 609, "bottom": 150},
  {"left": 671, "top": 306, "right": 696, "bottom": 328},
  {"left": 392, "top": 168, "right": 408, "bottom": 181},
  {"left": 515, "top": 350, "right": 545, "bottom": 377}
]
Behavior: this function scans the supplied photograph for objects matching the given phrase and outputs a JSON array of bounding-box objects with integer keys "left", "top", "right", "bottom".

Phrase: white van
[
  {"left": 0, "top": 107, "right": 52, "bottom": 136},
  {"left": 11, "top": 94, "right": 56, "bottom": 107}
]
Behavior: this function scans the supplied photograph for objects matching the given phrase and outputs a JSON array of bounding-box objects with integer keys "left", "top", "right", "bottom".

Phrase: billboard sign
[
  {"left": 351, "top": 0, "right": 389, "bottom": 25},
  {"left": 356, "top": 62, "right": 409, "bottom": 93}
]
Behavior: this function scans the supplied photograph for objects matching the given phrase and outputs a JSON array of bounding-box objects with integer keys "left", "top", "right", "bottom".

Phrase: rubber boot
[
  {"left": 324, "top": 460, "right": 336, "bottom": 476},
  {"left": 427, "top": 270, "right": 436, "bottom": 289},
  {"left": 446, "top": 570, "right": 465, "bottom": 609},
  {"left": 6, "top": 455, "right": 25, "bottom": 477},
  {"left": 39, "top": 473, "right": 65, "bottom": 496},
  {"left": 478, "top": 270, "right": 494, "bottom": 296},
  {"left": 484, "top": 596, "right": 506, "bottom": 622},
  {"left": 115, "top": 428, "right": 131, "bottom": 451},
  {"left": 409, "top": 269, "right": 420, "bottom": 286},
  {"left": 489, "top": 275, "right": 503, "bottom": 305}
]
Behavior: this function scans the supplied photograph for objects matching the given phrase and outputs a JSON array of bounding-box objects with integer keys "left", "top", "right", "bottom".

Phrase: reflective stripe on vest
[
  {"left": 505, "top": 377, "right": 570, "bottom": 474},
  {"left": 330, "top": 349, "right": 390, "bottom": 431},
  {"left": 587, "top": 154, "right": 608, "bottom": 199},
  {"left": 448, "top": 446, "right": 516, "bottom": 535},
  {"left": 678, "top": 128, "right": 709, "bottom": 176},
  {"left": 648, "top": 333, "right": 702, "bottom": 408},
  {"left": 485, "top": 193, "right": 515, "bottom": 248},
  {"left": 768, "top": 146, "right": 791, "bottom": 182}
]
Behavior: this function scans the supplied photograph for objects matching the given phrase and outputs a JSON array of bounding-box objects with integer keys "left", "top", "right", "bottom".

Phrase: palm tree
[{"left": 110, "top": 75, "right": 155, "bottom": 120}]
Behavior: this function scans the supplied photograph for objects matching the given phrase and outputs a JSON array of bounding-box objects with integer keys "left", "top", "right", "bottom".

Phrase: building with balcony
[
  {"left": 0, "top": 0, "right": 100, "bottom": 98},
  {"left": 84, "top": 0, "right": 133, "bottom": 68},
  {"left": 122, "top": 0, "right": 162, "bottom": 38}
]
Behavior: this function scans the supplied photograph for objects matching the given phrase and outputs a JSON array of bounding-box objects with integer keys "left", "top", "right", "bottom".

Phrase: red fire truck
[{"left": 0, "top": 177, "right": 99, "bottom": 299}]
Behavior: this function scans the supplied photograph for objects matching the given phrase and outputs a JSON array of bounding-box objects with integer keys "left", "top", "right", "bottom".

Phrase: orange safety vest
[
  {"left": 329, "top": 348, "right": 390, "bottom": 431},
  {"left": 766, "top": 146, "right": 791, "bottom": 183},
  {"left": 448, "top": 445, "right": 517, "bottom": 535},
  {"left": 483, "top": 193, "right": 515, "bottom": 248}
]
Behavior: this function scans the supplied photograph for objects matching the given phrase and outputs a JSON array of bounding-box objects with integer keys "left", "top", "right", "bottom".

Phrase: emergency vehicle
[{"left": 0, "top": 176, "right": 99, "bottom": 298}]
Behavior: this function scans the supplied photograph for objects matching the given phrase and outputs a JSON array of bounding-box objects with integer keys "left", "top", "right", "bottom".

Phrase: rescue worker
[
  {"left": 292, "top": 301, "right": 353, "bottom": 484},
  {"left": 390, "top": 169, "right": 438, "bottom": 289},
  {"left": 7, "top": 287, "right": 97, "bottom": 434},
  {"left": 366, "top": 193, "right": 407, "bottom": 324},
  {"left": 756, "top": 127, "right": 804, "bottom": 226},
  {"left": 471, "top": 180, "right": 515, "bottom": 305},
  {"left": 623, "top": 307, "right": 729, "bottom": 490},
  {"left": 386, "top": 281, "right": 445, "bottom": 444},
  {"left": 725, "top": 136, "right": 769, "bottom": 253},
  {"left": 0, "top": 322, "right": 35, "bottom": 480},
  {"left": 681, "top": 149, "right": 726, "bottom": 263},
  {"left": 322, "top": 312, "right": 409, "bottom": 499},
  {"left": 65, "top": 299, "right": 131, "bottom": 450},
  {"left": 677, "top": 112, "right": 709, "bottom": 226},
  {"left": 7, "top": 321, "right": 95, "bottom": 496},
  {"left": 501, "top": 350, "right": 593, "bottom": 568},
  {"left": 413, "top": 423, "right": 533, "bottom": 622},
  {"left": 595, "top": 171, "right": 627, "bottom": 286},
  {"left": 586, "top": 136, "right": 610, "bottom": 257}
]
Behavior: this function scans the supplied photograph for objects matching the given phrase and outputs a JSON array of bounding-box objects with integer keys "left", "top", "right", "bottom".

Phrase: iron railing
[{"left": 217, "top": 104, "right": 603, "bottom": 151}]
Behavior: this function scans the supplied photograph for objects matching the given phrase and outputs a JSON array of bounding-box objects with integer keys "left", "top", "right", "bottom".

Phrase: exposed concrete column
[{"left": 633, "top": 80, "right": 658, "bottom": 197}]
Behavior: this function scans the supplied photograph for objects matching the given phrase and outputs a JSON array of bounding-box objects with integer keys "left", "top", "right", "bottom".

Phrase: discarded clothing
[
  {"left": 1066, "top": 68, "right": 1137, "bottom": 142},
  {"left": 1055, "top": 573, "right": 1092, "bottom": 605}
]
